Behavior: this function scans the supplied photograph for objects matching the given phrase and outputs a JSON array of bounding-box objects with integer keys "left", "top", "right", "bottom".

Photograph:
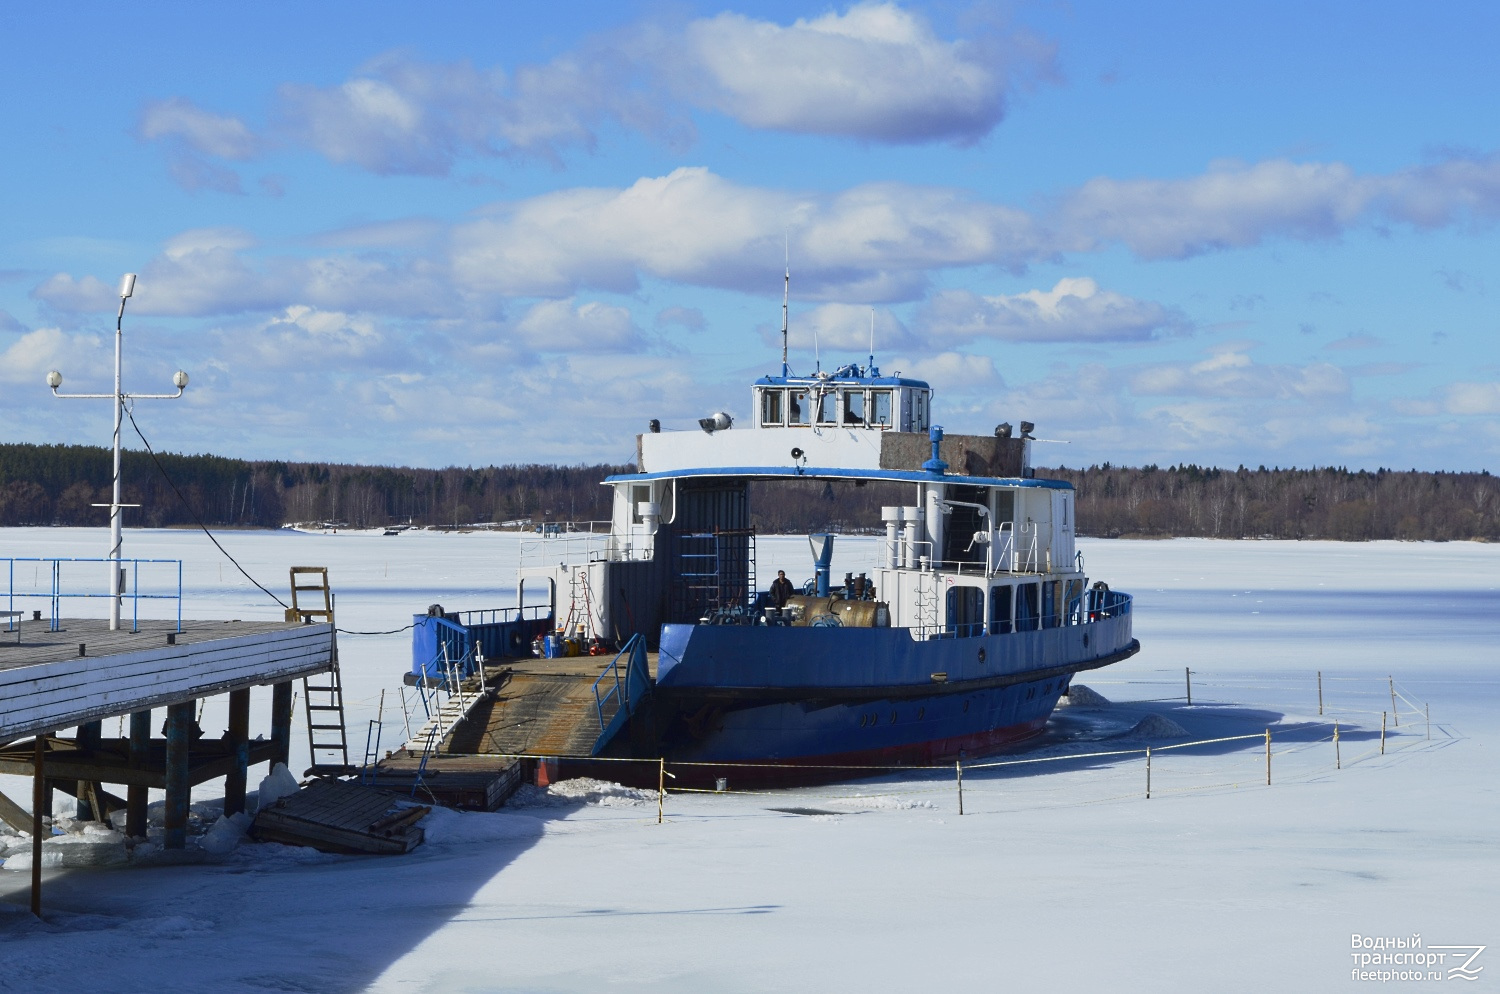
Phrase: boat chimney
[{"left": 882, "top": 506, "right": 901, "bottom": 569}]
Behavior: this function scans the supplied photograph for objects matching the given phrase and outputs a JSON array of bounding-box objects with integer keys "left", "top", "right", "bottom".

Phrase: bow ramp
[{"left": 376, "top": 628, "right": 655, "bottom": 806}]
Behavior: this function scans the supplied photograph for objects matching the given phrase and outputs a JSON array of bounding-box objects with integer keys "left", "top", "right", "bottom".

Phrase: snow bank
[
  {"left": 1120, "top": 714, "right": 1189, "bottom": 739},
  {"left": 506, "top": 777, "right": 655, "bottom": 809},
  {"left": 418, "top": 808, "right": 546, "bottom": 847},
  {"left": 1060, "top": 685, "right": 1111, "bottom": 708}
]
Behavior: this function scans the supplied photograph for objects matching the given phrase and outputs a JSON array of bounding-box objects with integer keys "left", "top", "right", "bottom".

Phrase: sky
[{"left": 2, "top": 1, "right": 1499, "bottom": 472}]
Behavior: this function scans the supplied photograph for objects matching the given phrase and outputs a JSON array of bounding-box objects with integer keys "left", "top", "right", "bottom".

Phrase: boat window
[
  {"left": 817, "top": 390, "right": 839, "bottom": 425},
  {"left": 989, "top": 585, "right": 1013, "bottom": 635},
  {"left": 914, "top": 392, "right": 928, "bottom": 431},
  {"left": 1065, "top": 579, "right": 1084, "bottom": 625},
  {"left": 630, "top": 484, "right": 651, "bottom": 523},
  {"left": 844, "top": 390, "right": 866, "bottom": 425},
  {"left": 760, "top": 389, "right": 783, "bottom": 427},
  {"left": 1042, "top": 580, "right": 1060, "bottom": 629},
  {"left": 872, "top": 390, "right": 892, "bottom": 427},
  {"left": 1015, "top": 582, "right": 1039, "bottom": 632},
  {"left": 945, "top": 586, "right": 983, "bottom": 638},
  {"left": 789, "top": 390, "right": 810, "bottom": 425}
]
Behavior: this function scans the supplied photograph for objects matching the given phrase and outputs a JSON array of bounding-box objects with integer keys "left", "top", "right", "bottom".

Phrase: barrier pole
[
  {"left": 1389, "top": 677, "right": 1398, "bottom": 726},
  {"left": 1145, "top": 746, "right": 1151, "bottom": 799},
  {"left": 1317, "top": 671, "right": 1323, "bottom": 716},
  {"left": 1185, "top": 667, "right": 1192, "bottom": 705},
  {"left": 1334, "top": 721, "right": 1341, "bottom": 769},
  {"left": 1265, "top": 729, "right": 1271, "bottom": 786},
  {"left": 1425, "top": 703, "right": 1430, "bottom": 741},
  {"left": 955, "top": 760, "right": 964, "bottom": 815},
  {"left": 1381, "top": 712, "right": 1386, "bottom": 755},
  {"left": 657, "top": 759, "right": 665, "bottom": 825}
]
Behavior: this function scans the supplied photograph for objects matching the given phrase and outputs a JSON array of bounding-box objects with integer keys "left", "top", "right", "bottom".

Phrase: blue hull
[{"left": 647, "top": 609, "right": 1137, "bottom": 769}]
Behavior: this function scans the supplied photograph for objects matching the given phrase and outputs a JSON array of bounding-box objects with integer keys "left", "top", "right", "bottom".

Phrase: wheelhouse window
[
  {"left": 914, "top": 392, "right": 928, "bottom": 431},
  {"left": 844, "top": 390, "right": 866, "bottom": 425},
  {"left": 760, "top": 389, "right": 784, "bottom": 427},
  {"left": 789, "top": 390, "right": 810, "bottom": 425},
  {"left": 817, "top": 390, "right": 839, "bottom": 425},
  {"left": 872, "top": 390, "right": 892, "bottom": 427}
]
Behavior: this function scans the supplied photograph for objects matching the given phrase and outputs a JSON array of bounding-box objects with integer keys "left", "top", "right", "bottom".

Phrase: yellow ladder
[{"left": 288, "top": 567, "right": 355, "bottom": 777}]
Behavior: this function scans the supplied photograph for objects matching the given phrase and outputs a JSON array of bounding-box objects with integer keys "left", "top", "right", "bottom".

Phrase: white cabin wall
[{"left": 1051, "top": 490, "right": 1075, "bottom": 570}]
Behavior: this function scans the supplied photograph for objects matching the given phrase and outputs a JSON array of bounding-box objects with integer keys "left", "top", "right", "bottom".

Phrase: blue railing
[
  {"left": 3, "top": 557, "right": 183, "bottom": 633},
  {"left": 592, "top": 633, "right": 650, "bottom": 740}
]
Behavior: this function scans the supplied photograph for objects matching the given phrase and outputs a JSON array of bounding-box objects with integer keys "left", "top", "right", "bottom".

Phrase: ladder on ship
[{"left": 288, "top": 566, "right": 356, "bottom": 777}]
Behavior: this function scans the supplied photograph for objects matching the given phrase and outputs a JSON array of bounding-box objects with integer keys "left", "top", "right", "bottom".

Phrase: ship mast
[{"left": 781, "top": 236, "right": 790, "bottom": 377}]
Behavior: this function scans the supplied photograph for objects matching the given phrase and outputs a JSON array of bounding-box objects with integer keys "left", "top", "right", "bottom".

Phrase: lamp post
[{"left": 47, "top": 273, "right": 188, "bottom": 630}]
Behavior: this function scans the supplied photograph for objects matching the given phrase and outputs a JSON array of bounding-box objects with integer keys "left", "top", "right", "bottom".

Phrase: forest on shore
[{"left": 0, "top": 442, "right": 1493, "bottom": 542}]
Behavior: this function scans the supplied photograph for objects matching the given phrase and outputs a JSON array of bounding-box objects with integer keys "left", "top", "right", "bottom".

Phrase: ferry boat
[{"left": 405, "top": 348, "right": 1139, "bottom": 781}]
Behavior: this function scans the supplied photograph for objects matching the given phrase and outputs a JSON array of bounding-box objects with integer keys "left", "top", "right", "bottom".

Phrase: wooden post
[
  {"left": 224, "top": 689, "right": 251, "bottom": 816},
  {"left": 126, "top": 710, "right": 150, "bottom": 838},
  {"left": 75, "top": 720, "right": 102, "bottom": 820},
  {"left": 956, "top": 760, "right": 964, "bottom": 815},
  {"left": 1185, "top": 667, "right": 1192, "bottom": 705},
  {"left": 1389, "top": 677, "right": 1398, "bottom": 726},
  {"left": 1380, "top": 711, "right": 1387, "bottom": 755},
  {"left": 1145, "top": 746, "right": 1152, "bottom": 799},
  {"left": 1317, "top": 671, "right": 1323, "bottom": 716},
  {"left": 1334, "top": 721, "right": 1341, "bottom": 769},
  {"left": 656, "top": 759, "right": 665, "bottom": 825},
  {"left": 1264, "top": 728, "right": 1271, "bottom": 786},
  {"left": 164, "top": 701, "right": 194, "bottom": 849},
  {"left": 31, "top": 735, "right": 44, "bottom": 918},
  {"left": 270, "top": 680, "right": 293, "bottom": 772}
]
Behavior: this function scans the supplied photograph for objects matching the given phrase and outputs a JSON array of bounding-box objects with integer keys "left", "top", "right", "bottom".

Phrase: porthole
[
  {"left": 977, "top": 647, "right": 987, "bottom": 663},
  {"left": 890, "top": 710, "right": 898, "bottom": 724}
]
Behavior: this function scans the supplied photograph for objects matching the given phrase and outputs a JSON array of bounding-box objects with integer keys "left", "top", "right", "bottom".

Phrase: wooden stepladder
[{"left": 287, "top": 567, "right": 355, "bottom": 777}]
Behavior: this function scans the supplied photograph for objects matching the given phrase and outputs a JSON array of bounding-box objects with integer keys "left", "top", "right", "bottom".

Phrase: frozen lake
[{"left": 1, "top": 528, "right": 1497, "bottom": 992}]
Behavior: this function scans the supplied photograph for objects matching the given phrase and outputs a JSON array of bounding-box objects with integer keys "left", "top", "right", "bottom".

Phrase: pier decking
[{"left": 0, "top": 617, "right": 335, "bottom": 742}]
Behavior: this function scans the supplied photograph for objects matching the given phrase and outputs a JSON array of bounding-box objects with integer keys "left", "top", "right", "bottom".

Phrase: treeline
[
  {"left": 1049, "top": 463, "right": 1499, "bottom": 542},
  {"left": 0, "top": 443, "right": 624, "bottom": 529},
  {"left": 0, "top": 443, "right": 1495, "bottom": 541}
]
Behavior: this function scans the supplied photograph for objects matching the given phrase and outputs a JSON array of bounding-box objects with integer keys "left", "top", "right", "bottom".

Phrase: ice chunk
[
  {"left": 198, "top": 812, "right": 251, "bottom": 854},
  {"left": 257, "top": 763, "right": 300, "bottom": 808}
]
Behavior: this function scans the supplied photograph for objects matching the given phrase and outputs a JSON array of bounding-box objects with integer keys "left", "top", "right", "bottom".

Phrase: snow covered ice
[{"left": 0, "top": 528, "right": 1496, "bottom": 992}]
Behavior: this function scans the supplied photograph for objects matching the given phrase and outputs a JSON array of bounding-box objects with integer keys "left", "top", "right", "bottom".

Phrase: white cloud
[
  {"left": 138, "top": 98, "right": 260, "bottom": 159},
  {"left": 885, "top": 350, "right": 1000, "bottom": 396},
  {"left": 144, "top": 5, "right": 1045, "bottom": 178},
  {"left": 450, "top": 167, "right": 1037, "bottom": 301},
  {"left": 1129, "top": 348, "right": 1350, "bottom": 401},
  {"left": 655, "top": 306, "right": 705, "bottom": 332},
  {"left": 1443, "top": 381, "right": 1500, "bottom": 415},
  {"left": 229, "top": 305, "right": 387, "bottom": 369},
  {"left": 920, "top": 278, "right": 1183, "bottom": 343},
  {"left": 672, "top": 3, "right": 1029, "bottom": 144},
  {"left": 513, "top": 299, "right": 641, "bottom": 352},
  {"left": 782, "top": 303, "right": 910, "bottom": 353},
  {"left": 0, "top": 327, "right": 107, "bottom": 385}
]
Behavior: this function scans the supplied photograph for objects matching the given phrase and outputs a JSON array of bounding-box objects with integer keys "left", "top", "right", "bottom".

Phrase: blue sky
[{"left": 3, "top": 1, "right": 1498, "bottom": 471}]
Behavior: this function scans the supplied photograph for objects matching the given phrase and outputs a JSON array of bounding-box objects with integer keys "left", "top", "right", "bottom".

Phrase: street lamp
[{"left": 47, "top": 273, "right": 188, "bottom": 630}]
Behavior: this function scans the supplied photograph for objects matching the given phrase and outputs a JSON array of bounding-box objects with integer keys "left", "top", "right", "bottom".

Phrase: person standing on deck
[{"left": 769, "top": 570, "right": 795, "bottom": 613}]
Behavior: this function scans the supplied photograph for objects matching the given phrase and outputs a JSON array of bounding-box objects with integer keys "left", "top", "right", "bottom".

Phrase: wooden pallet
[{"left": 250, "top": 778, "right": 428, "bottom": 855}]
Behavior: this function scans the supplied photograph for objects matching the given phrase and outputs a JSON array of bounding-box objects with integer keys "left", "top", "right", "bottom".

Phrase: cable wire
[{"left": 125, "top": 406, "right": 289, "bottom": 611}]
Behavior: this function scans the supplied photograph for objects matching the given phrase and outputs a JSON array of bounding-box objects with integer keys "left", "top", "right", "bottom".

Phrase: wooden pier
[{"left": 0, "top": 614, "right": 335, "bottom": 855}]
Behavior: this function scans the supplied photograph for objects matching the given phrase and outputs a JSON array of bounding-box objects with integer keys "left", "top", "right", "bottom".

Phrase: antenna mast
[
  {"left": 868, "top": 308, "right": 876, "bottom": 372},
  {"left": 781, "top": 235, "right": 790, "bottom": 377}
]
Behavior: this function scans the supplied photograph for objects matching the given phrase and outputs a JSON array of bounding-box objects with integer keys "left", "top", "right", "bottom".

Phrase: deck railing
[{"left": 2, "top": 557, "right": 183, "bottom": 633}]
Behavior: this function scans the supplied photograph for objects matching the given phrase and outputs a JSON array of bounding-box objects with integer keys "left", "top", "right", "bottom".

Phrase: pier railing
[{"left": 3, "top": 557, "right": 183, "bottom": 633}]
